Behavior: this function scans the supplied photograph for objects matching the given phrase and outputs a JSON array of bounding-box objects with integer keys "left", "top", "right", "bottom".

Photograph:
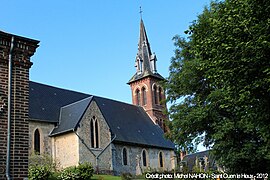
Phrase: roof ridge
[
  {"left": 61, "top": 96, "right": 93, "bottom": 109},
  {"left": 30, "top": 81, "right": 90, "bottom": 96}
]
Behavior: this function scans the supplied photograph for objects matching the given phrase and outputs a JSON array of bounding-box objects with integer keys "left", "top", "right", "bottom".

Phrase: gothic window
[
  {"left": 142, "top": 87, "right": 147, "bottom": 105},
  {"left": 142, "top": 149, "right": 148, "bottom": 167},
  {"left": 158, "top": 87, "right": 163, "bottom": 105},
  {"left": 34, "top": 129, "right": 41, "bottom": 154},
  {"left": 90, "top": 118, "right": 95, "bottom": 148},
  {"left": 136, "top": 89, "right": 141, "bottom": 106},
  {"left": 153, "top": 85, "right": 158, "bottom": 104},
  {"left": 159, "top": 151, "right": 164, "bottom": 168},
  {"left": 122, "top": 147, "right": 128, "bottom": 166},
  {"left": 90, "top": 116, "right": 99, "bottom": 148},
  {"left": 95, "top": 120, "right": 99, "bottom": 148}
]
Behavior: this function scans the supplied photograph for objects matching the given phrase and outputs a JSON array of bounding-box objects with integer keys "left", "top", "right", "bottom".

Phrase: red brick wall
[
  {"left": 0, "top": 33, "right": 39, "bottom": 179},
  {"left": 129, "top": 76, "right": 168, "bottom": 131}
]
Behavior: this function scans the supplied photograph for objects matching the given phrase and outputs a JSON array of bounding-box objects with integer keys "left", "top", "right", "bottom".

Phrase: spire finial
[{"left": 139, "top": 6, "right": 143, "bottom": 19}]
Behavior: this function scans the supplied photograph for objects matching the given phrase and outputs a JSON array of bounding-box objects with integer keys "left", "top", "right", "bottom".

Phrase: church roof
[
  {"left": 94, "top": 96, "right": 174, "bottom": 149},
  {"left": 29, "top": 81, "right": 90, "bottom": 122},
  {"left": 29, "top": 81, "right": 174, "bottom": 150}
]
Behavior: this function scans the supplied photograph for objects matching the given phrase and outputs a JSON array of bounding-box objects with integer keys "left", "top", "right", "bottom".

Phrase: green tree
[{"left": 165, "top": 0, "right": 270, "bottom": 173}]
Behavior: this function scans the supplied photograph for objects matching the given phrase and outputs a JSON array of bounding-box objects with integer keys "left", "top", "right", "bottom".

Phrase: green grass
[{"left": 92, "top": 174, "right": 121, "bottom": 180}]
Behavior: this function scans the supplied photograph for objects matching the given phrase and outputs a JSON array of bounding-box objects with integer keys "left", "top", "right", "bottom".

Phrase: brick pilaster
[{"left": 0, "top": 32, "right": 39, "bottom": 179}]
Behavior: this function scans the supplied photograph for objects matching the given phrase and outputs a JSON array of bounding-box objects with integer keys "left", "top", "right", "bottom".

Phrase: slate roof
[
  {"left": 50, "top": 96, "right": 93, "bottom": 136},
  {"left": 29, "top": 81, "right": 175, "bottom": 150},
  {"left": 94, "top": 96, "right": 174, "bottom": 149},
  {"left": 29, "top": 81, "right": 90, "bottom": 122}
]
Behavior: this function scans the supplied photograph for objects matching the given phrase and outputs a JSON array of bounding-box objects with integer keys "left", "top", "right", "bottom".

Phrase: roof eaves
[
  {"left": 49, "top": 128, "right": 74, "bottom": 137},
  {"left": 29, "top": 118, "right": 58, "bottom": 123},
  {"left": 113, "top": 139, "right": 175, "bottom": 150}
]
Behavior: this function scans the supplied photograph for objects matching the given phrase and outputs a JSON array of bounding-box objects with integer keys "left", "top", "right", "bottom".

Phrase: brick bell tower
[
  {"left": 0, "top": 31, "right": 39, "bottom": 179},
  {"left": 127, "top": 19, "right": 168, "bottom": 132}
]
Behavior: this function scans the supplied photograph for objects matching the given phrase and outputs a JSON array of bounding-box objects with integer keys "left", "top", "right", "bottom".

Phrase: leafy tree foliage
[{"left": 165, "top": 0, "right": 270, "bottom": 173}]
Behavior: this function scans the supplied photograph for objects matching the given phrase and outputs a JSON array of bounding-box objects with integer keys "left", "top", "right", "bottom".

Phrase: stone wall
[
  {"left": 113, "top": 143, "right": 176, "bottom": 175},
  {"left": 76, "top": 100, "right": 113, "bottom": 173},
  {"left": 29, "top": 120, "right": 55, "bottom": 155},
  {"left": 52, "top": 132, "right": 79, "bottom": 169}
]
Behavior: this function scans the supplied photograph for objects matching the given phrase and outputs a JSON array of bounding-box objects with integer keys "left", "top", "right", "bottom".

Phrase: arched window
[
  {"left": 158, "top": 87, "right": 163, "bottom": 105},
  {"left": 159, "top": 151, "right": 164, "bottom": 168},
  {"left": 153, "top": 85, "right": 158, "bottom": 104},
  {"left": 136, "top": 89, "right": 141, "bottom": 106},
  {"left": 90, "top": 118, "right": 95, "bottom": 148},
  {"left": 122, "top": 147, "right": 128, "bottom": 166},
  {"left": 90, "top": 116, "right": 99, "bottom": 148},
  {"left": 95, "top": 120, "right": 99, "bottom": 148},
  {"left": 34, "top": 129, "right": 41, "bottom": 154},
  {"left": 142, "top": 87, "right": 147, "bottom": 105},
  {"left": 142, "top": 149, "right": 147, "bottom": 167}
]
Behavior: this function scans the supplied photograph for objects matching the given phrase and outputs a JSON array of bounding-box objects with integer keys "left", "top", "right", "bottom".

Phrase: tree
[{"left": 165, "top": 0, "right": 270, "bottom": 173}]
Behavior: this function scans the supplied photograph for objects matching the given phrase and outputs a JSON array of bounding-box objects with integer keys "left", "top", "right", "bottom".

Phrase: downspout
[
  {"left": 6, "top": 36, "right": 14, "bottom": 180},
  {"left": 96, "top": 134, "right": 116, "bottom": 174}
]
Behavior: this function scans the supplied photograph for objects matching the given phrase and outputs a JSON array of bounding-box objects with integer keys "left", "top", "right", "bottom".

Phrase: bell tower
[{"left": 127, "top": 19, "right": 168, "bottom": 132}]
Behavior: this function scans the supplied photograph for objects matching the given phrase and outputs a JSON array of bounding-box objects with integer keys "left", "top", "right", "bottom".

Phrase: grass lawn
[{"left": 92, "top": 174, "right": 121, "bottom": 180}]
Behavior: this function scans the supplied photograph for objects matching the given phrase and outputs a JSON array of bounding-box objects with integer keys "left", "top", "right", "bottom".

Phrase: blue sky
[{"left": 2, "top": 0, "right": 210, "bottom": 104}]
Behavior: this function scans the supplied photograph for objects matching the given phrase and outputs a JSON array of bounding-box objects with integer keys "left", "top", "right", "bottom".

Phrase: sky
[{"left": 1, "top": 0, "right": 211, "bottom": 104}]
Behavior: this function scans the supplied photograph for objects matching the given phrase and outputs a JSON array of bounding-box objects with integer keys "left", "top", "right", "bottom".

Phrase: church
[{"left": 0, "top": 19, "right": 175, "bottom": 179}]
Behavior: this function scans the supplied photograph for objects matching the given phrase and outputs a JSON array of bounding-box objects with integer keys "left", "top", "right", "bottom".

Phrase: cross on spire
[{"left": 139, "top": 6, "right": 143, "bottom": 19}]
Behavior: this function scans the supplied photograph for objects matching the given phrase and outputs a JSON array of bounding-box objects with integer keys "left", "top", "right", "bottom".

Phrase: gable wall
[
  {"left": 113, "top": 143, "right": 176, "bottom": 175},
  {"left": 76, "top": 100, "right": 113, "bottom": 173}
]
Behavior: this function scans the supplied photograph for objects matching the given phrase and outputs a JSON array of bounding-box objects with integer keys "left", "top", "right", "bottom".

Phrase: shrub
[
  {"left": 28, "top": 165, "right": 51, "bottom": 180},
  {"left": 28, "top": 153, "right": 57, "bottom": 180},
  {"left": 58, "top": 166, "right": 79, "bottom": 180},
  {"left": 29, "top": 152, "right": 58, "bottom": 171},
  {"left": 58, "top": 162, "right": 94, "bottom": 180},
  {"left": 120, "top": 173, "right": 133, "bottom": 180},
  {"left": 76, "top": 162, "right": 94, "bottom": 179}
]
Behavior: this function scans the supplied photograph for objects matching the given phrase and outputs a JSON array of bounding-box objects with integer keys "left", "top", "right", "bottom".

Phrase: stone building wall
[
  {"left": 29, "top": 121, "right": 55, "bottom": 155},
  {"left": 113, "top": 143, "right": 175, "bottom": 175},
  {"left": 52, "top": 132, "right": 79, "bottom": 169},
  {"left": 76, "top": 100, "right": 113, "bottom": 173}
]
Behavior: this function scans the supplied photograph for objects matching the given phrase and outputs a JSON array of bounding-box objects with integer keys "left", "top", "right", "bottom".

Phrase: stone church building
[{"left": 0, "top": 19, "right": 175, "bottom": 179}]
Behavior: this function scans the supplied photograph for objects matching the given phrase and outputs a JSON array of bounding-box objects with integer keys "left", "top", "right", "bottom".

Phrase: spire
[
  {"left": 135, "top": 19, "right": 157, "bottom": 75},
  {"left": 128, "top": 17, "right": 165, "bottom": 84}
]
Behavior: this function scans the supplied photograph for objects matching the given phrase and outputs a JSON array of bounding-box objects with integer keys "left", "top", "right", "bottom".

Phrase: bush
[
  {"left": 120, "top": 173, "right": 133, "bottom": 180},
  {"left": 28, "top": 165, "right": 52, "bottom": 180},
  {"left": 28, "top": 153, "right": 56, "bottom": 180},
  {"left": 58, "top": 162, "right": 94, "bottom": 180},
  {"left": 29, "top": 152, "right": 58, "bottom": 171},
  {"left": 58, "top": 166, "right": 79, "bottom": 180},
  {"left": 76, "top": 162, "right": 94, "bottom": 179}
]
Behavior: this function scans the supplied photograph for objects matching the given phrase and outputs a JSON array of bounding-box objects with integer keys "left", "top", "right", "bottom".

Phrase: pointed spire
[
  {"left": 136, "top": 19, "right": 156, "bottom": 75},
  {"left": 128, "top": 17, "right": 164, "bottom": 84},
  {"left": 139, "top": 19, "right": 152, "bottom": 56}
]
